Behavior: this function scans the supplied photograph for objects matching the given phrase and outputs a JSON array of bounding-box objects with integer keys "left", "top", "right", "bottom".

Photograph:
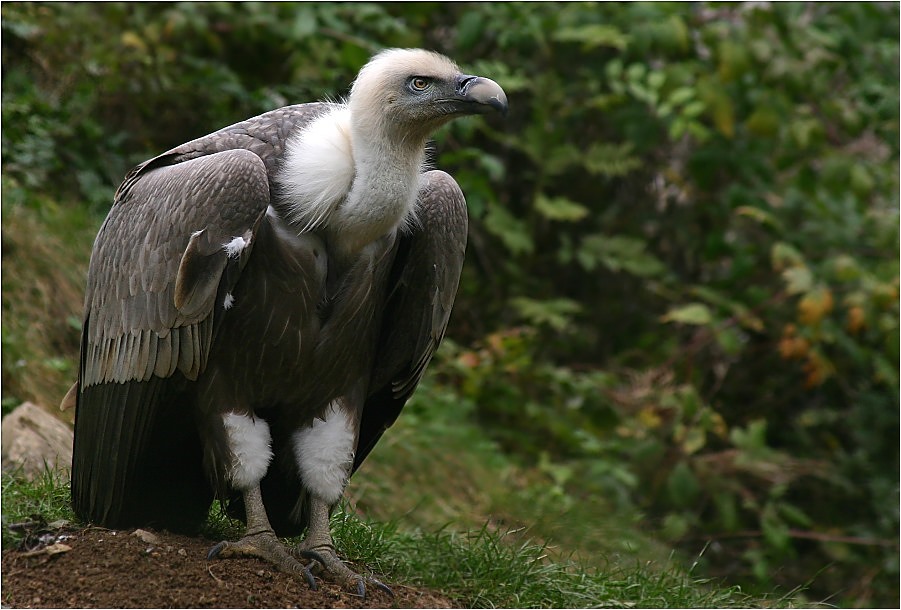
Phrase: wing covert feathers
[
  {"left": 83, "top": 149, "right": 268, "bottom": 386},
  {"left": 74, "top": 104, "right": 331, "bottom": 531},
  {"left": 84, "top": 104, "right": 331, "bottom": 388}
]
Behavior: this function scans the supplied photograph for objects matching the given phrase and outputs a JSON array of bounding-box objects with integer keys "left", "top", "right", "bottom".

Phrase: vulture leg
[
  {"left": 206, "top": 411, "right": 317, "bottom": 587},
  {"left": 291, "top": 397, "right": 393, "bottom": 598},
  {"left": 296, "top": 498, "right": 393, "bottom": 598},
  {"left": 207, "top": 485, "right": 317, "bottom": 590}
]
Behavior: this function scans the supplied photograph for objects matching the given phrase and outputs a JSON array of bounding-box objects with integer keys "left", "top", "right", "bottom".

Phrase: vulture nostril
[{"left": 457, "top": 75, "right": 478, "bottom": 93}]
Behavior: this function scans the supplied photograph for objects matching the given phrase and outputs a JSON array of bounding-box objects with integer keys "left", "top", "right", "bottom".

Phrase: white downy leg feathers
[
  {"left": 292, "top": 402, "right": 357, "bottom": 505},
  {"left": 222, "top": 412, "right": 274, "bottom": 491}
]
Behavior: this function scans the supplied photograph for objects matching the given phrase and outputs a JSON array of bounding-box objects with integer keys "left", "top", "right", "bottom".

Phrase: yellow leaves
[
  {"left": 611, "top": 372, "right": 728, "bottom": 459},
  {"left": 778, "top": 324, "right": 810, "bottom": 361},
  {"left": 797, "top": 287, "right": 834, "bottom": 326},
  {"left": 120, "top": 31, "right": 147, "bottom": 53},
  {"left": 768, "top": 244, "right": 851, "bottom": 387},
  {"left": 766, "top": 242, "right": 894, "bottom": 390},
  {"left": 777, "top": 324, "right": 834, "bottom": 387},
  {"left": 846, "top": 306, "right": 866, "bottom": 335},
  {"left": 674, "top": 408, "right": 728, "bottom": 457},
  {"left": 802, "top": 350, "right": 834, "bottom": 388},
  {"left": 637, "top": 407, "right": 663, "bottom": 429},
  {"left": 841, "top": 290, "right": 875, "bottom": 335}
]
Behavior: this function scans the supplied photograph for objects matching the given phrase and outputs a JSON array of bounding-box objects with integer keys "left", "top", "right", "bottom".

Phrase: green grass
[
  {"left": 1, "top": 469, "right": 795, "bottom": 608},
  {"left": 331, "top": 513, "right": 781, "bottom": 608},
  {"left": 1, "top": 467, "right": 77, "bottom": 549}
]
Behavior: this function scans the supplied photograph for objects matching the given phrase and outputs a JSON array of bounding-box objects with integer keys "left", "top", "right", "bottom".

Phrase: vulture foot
[
  {"left": 297, "top": 542, "right": 394, "bottom": 600},
  {"left": 207, "top": 530, "right": 318, "bottom": 590},
  {"left": 295, "top": 496, "right": 394, "bottom": 599}
]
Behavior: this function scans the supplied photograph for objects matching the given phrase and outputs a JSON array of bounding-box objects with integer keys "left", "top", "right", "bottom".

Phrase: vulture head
[
  {"left": 282, "top": 48, "right": 508, "bottom": 257},
  {"left": 348, "top": 48, "right": 508, "bottom": 141}
]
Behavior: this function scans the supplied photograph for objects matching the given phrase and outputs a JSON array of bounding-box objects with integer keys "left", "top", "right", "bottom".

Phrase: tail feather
[{"left": 72, "top": 377, "right": 213, "bottom": 533}]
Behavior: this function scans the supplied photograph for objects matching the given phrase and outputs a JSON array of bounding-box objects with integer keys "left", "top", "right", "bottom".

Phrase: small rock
[
  {"left": 46, "top": 542, "right": 72, "bottom": 555},
  {"left": 132, "top": 529, "right": 161, "bottom": 545},
  {"left": 178, "top": 548, "right": 187, "bottom": 556},
  {"left": 21, "top": 542, "right": 72, "bottom": 558},
  {"left": 1, "top": 402, "right": 73, "bottom": 479}
]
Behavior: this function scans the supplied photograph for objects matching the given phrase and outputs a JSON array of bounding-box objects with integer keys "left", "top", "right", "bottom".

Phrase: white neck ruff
[{"left": 275, "top": 105, "right": 424, "bottom": 257}]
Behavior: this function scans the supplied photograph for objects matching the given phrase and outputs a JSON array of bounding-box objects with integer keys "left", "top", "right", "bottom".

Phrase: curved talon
[
  {"left": 297, "top": 544, "right": 393, "bottom": 599},
  {"left": 372, "top": 578, "right": 395, "bottom": 599},
  {"left": 294, "top": 550, "right": 322, "bottom": 590},
  {"left": 298, "top": 548, "right": 329, "bottom": 568},
  {"left": 206, "top": 541, "right": 227, "bottom": 561},
  {"left": 350, "top": 576, "right": 394, "bottom": 600},
  {"left": 302, "top": 566, "right": 319, "bottom": 591}
]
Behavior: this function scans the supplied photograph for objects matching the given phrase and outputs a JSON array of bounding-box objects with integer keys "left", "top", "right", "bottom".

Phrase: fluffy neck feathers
[{"left": 276, "top": 104, "right": 426, "bottom": 259}]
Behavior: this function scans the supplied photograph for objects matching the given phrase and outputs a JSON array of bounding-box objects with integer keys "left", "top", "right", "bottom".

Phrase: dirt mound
[{"left": 1, "top": 526, "right": 452, "bottom": 608}]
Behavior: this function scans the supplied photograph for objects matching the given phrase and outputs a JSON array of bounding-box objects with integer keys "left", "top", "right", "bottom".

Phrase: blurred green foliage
[{"left": 2, "top": 2, "right": 897, "bottom": 606}]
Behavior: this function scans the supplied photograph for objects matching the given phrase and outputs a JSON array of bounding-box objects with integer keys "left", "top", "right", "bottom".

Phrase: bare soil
[{"left": 1, "top": 525, "right": 453, "bottom": 608}]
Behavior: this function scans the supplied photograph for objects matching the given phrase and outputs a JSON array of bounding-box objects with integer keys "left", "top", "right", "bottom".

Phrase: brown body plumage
[{"left": 70, "top": 49, "right": 506, "bottom": 593}]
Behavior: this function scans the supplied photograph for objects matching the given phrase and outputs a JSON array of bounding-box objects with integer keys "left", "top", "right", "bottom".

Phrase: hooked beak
[{"left": 452, "top": 74, "right": 509, "bottom": 116}]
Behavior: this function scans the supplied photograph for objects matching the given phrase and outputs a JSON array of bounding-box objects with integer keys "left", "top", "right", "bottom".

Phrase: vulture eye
[{"left": 409, "top": 77, "right": 431, "bottom": 92}]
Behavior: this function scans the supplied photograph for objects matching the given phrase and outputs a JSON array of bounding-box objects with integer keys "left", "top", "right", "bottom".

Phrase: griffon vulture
[{"left": 68, "top": 48, "right": 507, "bottom": 596}]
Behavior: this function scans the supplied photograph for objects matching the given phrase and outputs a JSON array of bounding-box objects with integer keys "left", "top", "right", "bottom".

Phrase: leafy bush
[{"left": 423, "top": 3, "right": 899, "bottom": 604}]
